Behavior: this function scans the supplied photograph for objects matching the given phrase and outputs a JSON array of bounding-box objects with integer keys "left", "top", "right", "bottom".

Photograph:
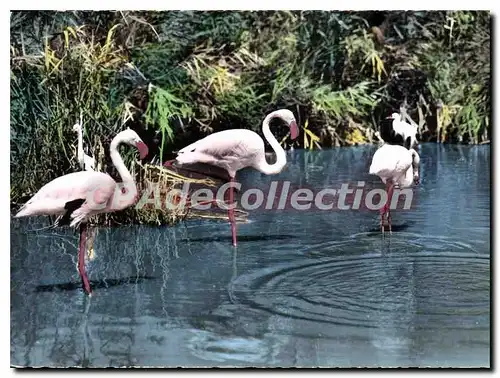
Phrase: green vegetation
[{"left": 10, "top": 11, "right": 491, "bottom": 222}]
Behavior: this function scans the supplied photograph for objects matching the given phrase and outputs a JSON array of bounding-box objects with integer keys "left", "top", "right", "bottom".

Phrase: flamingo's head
[
  {"left": 175, "top": 141, "right": 211, "bottom": 166},
  {"left": 273, "top": 109, "right": 299, "bottom": 140},
  {"left": 119, "top": 128, "right": 149, "bottom": 160},
  {"left": 386, "top": 112, "right": 401, "bottom": 121}
]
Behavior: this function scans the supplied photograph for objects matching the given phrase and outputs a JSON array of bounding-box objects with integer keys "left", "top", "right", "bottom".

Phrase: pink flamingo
[
  {"left": 166, "top": 109, "right": 299, "bottom": 247},
  {"left": 14, "top": 128, "right": 149, "bottom": 295},
  {"left": 369, "top": 143, "right": 420, "bottom": 233}
]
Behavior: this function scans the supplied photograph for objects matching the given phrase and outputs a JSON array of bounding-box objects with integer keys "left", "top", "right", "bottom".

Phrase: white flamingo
[
  {"left": 72, "top": 121, "right": 95, "bottom": 171},
  {"left": 166, "top": 109, "right": 299, "bottom": 247},
  {"left": 369, "top": 143, "right": 420, "bottom": 233},
  {"left": 15, "top": 128, "right": 149, "bottom": 294}
]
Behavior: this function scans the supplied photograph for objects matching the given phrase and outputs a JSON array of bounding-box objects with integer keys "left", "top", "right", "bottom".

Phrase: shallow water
[{"left": 10, "top": 144, "right": 490, "bottom": 368}]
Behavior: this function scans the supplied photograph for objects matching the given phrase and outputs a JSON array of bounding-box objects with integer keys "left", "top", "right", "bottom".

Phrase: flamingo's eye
[{"left": 191, "top": 148, "right": 196, "bottom": 152}]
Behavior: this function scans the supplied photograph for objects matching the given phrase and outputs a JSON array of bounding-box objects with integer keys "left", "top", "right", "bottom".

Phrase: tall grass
[{"left": 11, "top": 18, "right": 131, "bottom": 203}]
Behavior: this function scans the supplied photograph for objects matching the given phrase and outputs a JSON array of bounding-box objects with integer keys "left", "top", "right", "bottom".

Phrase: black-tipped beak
[
  {"left": 163, "top": 160, "right": 176, "bottom": 167},
  {"left": 289, "top": 121, "right": 299, "bottom": 140}
]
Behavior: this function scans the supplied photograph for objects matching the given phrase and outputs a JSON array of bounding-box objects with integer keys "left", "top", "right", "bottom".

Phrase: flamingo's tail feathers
[
  {"left": 14, "top": 208, "right": 27, "bottom": 218},
  {"left": 369, "top": 163, "right": 375, "bottom": 175},
  {"left": 369, "top": 161, "right": 380, "bottom": 176},
  {"left": 14, "top": 203, "right": 31, "bottom": 218}
]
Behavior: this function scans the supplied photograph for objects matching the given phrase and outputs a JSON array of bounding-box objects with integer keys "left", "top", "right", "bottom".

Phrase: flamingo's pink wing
[
  {"left": 179, "top": 129, "right": 261, "bottom": 161},
  {"left": 15, "top": 171, "right": 116, "bottom": 218},
  {"left": 369, "top": 144, "right": 412, "bottom": 178}
]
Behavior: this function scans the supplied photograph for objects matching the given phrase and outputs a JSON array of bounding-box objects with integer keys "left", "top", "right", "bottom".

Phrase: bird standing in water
[
  {"left": 369, "top": 143, "right": 420, "bottom": 233},
  {"left": 168, "top": 109, "right": 299, "bottom": 247},
  {"left": 15, "top": 128, "right": 149, "bottom": 294}
]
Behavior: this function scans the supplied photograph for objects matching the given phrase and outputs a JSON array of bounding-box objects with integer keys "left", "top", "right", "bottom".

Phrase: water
[{"left": 10, "top": 144, "right": 490, "bottom": 368}]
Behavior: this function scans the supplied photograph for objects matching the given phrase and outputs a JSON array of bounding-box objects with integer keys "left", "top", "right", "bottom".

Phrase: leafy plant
[
  {"left": 145, "top": 84, "right": 193, "bottom": 163},
  {"left": 302, "top": 119, "right": 321, "bottom": 150}
]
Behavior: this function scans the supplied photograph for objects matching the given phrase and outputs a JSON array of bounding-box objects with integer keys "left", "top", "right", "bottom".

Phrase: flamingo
[
  {"left": 379, "top": 112, "right": 419, "bottom": 150},
  {"left": 14, "top": 128, "right": 149, "bottom": 295},
  {"left": 166, "top": 109, "right": 299, "bottom": 247},
  {"left": 369, "top": 143, "right": 420, "bottom": 233},
  {"left": 73, "top": 122, "right": 96, "bottom": 171}
]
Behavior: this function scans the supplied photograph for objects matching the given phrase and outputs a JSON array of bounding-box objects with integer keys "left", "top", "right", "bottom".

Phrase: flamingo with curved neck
[
  {"left": 15, "top": 128, "right": 149, "bottom": 294},
  {"left": 167, "top": 109, "right": 299, "bottom": 246},
  {"left": 252, "top": 110, "right": 296, "bottom": 175}
]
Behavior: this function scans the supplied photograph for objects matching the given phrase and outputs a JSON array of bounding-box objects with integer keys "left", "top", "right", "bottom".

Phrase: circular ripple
[
  {"left": 187, "top": 330, "right": 270, "bottom": 364},
  {"left": 231, "top": 234, "right": 489, "bottom": 330}
]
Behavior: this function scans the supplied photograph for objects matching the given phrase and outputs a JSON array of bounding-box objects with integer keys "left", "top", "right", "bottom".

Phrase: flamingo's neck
[
  {"left": 402, "top": 148, "right": 420, "bottom": 186},
  {"left": 254, "top": 113, "right": 287, "bottom": 175},
  {"left": 110, "top": 137, "right": 137, "bottom": 210},
  {"left": 402, "top": 166, "right": 414, "bottom": 187},
  {"left": 411, "top": 148, "right": 420, "bottom": 180}
]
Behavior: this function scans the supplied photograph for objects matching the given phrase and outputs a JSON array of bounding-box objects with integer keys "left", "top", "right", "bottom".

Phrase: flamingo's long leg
[
  {"left": 380, "top": 181, "right": 393, "bottom": 234},
  {"left": 387, "top": 183, "right": 395, "bottom": 234},
  {"left": 228, "top": 177, "right": 237, "bottom": 247},
  {"left": 86, "top": 226, "right": 97, "bottom": 261},
  {"left": 379, "top": 207, "right": 385, "bottom": 234},
  {"left": 78, "top": 224, "right": 92, "bottom": 295}
]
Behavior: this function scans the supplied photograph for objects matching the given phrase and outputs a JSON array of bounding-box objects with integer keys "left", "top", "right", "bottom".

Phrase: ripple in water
[
  {"left": 231, "top": 234, "right": 489, "bottom": 332},
  {"left": 187, "top": 330, "right": 270, "bottom": 364}
]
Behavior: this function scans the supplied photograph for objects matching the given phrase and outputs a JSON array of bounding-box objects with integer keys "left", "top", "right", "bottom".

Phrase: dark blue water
[{"left": 10, "top": 144, "right": 490, "bottom": 367}]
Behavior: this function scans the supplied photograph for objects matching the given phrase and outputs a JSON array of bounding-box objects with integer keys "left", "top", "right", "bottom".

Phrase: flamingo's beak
[
  {"left": 163, "top": 159, "right": 176, "bottom": 167},
  {"left": 289, "top": 121, "right": 299, "bottom": 140},
  {"left": 136, "top": 141, "right": 149, "bottom": 160}
]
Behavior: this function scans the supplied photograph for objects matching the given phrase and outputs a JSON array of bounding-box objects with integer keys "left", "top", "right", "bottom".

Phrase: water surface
[{"left": 11, "top": 144, "right": 490, "bottom": 367}]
